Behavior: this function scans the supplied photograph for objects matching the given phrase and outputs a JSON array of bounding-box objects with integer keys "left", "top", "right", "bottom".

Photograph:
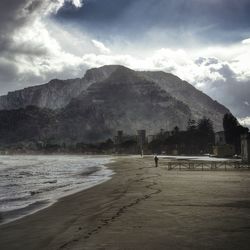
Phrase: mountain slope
[
  {"left": 0, "top": 65, "right": 119, "bottom": 110},
  {"left": 55, "top": 66, "right": 192, "bottom": 143},
  {"left": 0, "top": 106, "right": 55, "bottom": 145},
  {"left": 0, "top": 65, "right": 231, "bottom": 145},
  {"left": 139, "top": 71, "right": 230, "bottom": 125}
]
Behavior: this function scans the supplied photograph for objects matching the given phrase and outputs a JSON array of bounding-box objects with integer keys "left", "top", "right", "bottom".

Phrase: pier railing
[{"left": 166, "top": 161, "right": 250, "bottom": 171}]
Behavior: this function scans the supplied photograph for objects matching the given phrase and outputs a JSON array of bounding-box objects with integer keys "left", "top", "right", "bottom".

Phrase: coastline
[
  {"left": 0, "top": 155, "right": 114, "bottom": 225},
  {"left": 1, "top": 156, "right": 250, "bottom": 250}
]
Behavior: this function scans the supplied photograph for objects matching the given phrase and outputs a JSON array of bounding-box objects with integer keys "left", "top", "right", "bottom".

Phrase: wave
[
  {"left": 80, "top": 166, "right": 101, "bottom": 176},
  {"left": 0, "top": 200, "right": 50, "bottom": 225},
  {"left": 0, "top": 195, "right": 31, "bottom": 203},
  {"left": 0, "top": 155, "right": 113, "bottom": 225}
]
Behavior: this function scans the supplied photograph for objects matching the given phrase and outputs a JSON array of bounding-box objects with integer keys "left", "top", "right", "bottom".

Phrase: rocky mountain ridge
[
  {"left": 0, "top": 66, "right": 119, "bottom": 110},
  {"left": 0, "top": 65, "right": 230, "bottom": 145}
]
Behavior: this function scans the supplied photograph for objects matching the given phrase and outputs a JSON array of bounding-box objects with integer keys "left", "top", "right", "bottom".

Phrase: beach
[{"left": 1, "top": 156, "right": 250, "bottom": 250}]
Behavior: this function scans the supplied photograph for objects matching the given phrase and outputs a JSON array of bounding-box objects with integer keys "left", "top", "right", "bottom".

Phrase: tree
[
  {"left": 223, "top": 113, "right": 249, "bottom": 154},
  {"left": 173, "top": 126, "right": 179, "bottom": 134},
  {"left": 223, "top": 113, "right": 238, "bottom": 145},
  {"left": 223, "top": 113, "right": 238, "bottom": 130},
  {"left": 149, "top": 118, "right": 216, "bottom": 155},
  {"left": 196, "top": 117, "right": 215, "bottom": 153},
  {"left": 197, "top": 117, "right": 214, "bottom": 136},
  {"left": 187, "top": 119, "right": 196, "bottom": 131},
  {"left": 185, "top": 119, "right": 198, "bottom": 154},
  {"left": 98, "top": 138, "right": 114, "bottom": 151}
]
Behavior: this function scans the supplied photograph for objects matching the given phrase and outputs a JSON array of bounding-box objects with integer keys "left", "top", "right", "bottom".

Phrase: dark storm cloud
[
  {"left": 0, "top": 1, "right": 34, "bottom": 89},
  {"left": 0, "top": 0, "right": 51, "bottom": 92},
  {"left": 57, "top": 0, "right": 134, "bottom": 23},
  {"left": 0, "top": 60, "right": 18, "bottom": 83},
  {"left": 56, "top": 0, "right": 250, "bottom": 44},
  {"left": 0, "top": 0, "right": 44, "bottom": 48}
]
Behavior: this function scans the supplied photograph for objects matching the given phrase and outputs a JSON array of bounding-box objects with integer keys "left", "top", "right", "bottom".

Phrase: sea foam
[{"left": 0, "top": 155, "right": 113, "bottom": 224}]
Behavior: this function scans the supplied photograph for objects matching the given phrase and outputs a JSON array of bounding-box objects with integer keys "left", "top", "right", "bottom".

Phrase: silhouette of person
[
  {"left": 154, "top": 155, "right": 159, "bottom": 167},
  {"left": 141, "top": 149, "right": 144, "bottom": 158}
]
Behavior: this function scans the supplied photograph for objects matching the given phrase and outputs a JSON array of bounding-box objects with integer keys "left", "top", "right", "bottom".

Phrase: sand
[{"left": 0, "top": 156, "right": 250, "bottom": 250}]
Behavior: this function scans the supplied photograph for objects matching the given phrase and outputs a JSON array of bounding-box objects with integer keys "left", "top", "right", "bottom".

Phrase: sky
[{"left": 0, "top": 0, "right": 250, "bottom": 126}]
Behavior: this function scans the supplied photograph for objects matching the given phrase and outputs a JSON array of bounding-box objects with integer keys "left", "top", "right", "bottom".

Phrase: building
[
  {"left": 213, "top": 144, "right": 235, "bottom": 158},
  {"left": 116, "top": 130, "right": 123, "bottom": 144},
  {"left": 241, "top": 133, "right": 250, "bottom": 163},
  {"left": 147, "top": 135, "right": 157, "bottom": 143},
  {"left": 147, "top": 129, "right": 173, "bottom": 143},
  {"left": 114, "top": 130, "right": 122, "bottom": 145},
  {"left": 213, "top": 131, "right": 235, "bottom": 157},
  {"left": 137, "top": 130, "right": 146, "bottom": 148},
  {"left": 215, "top": 131, "right": 226, "bottom": 145},
  {"left": 114, "top": 130, "right": 137, "bottom": 145},
  {"left": 165, "top": 131, "right": 173, "bottom": 137}
]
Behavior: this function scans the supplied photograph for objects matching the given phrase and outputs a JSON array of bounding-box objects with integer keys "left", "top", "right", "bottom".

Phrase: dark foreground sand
[{"left": 1, "top": 156, "right": 250, "bottom": 250}]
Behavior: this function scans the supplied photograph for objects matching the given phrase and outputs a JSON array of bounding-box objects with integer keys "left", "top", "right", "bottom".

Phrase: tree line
[
  {"left": 149, "top": 114, "right": 249, "bottom": 155},
  {"left": 223, "top": 113, "right": 248, "bottom": 154},
  {"left": 149, "top": 117, "right": 215, "bottom": 155}
]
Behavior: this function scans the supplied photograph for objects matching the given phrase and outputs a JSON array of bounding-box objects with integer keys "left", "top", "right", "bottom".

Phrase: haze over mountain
[{"left": 0, "top": 65, "right": 230, "bottom": 146}]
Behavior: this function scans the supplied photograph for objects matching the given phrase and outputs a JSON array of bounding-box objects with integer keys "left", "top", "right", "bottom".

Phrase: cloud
[
  {"left": 71, "top": 0, "right": 83, "bottom": 8},
  {"left": 242, "top": 38, "right": 250, "bottom": 45},
  {"left": 73, "top": 41, "right": 250, "bottom": 120},
  {"left": 56, "top": 0, "right": 250, "bottom": 46},
  {"left": 238, "top": 116, "right": 250, "bottom": 128},
  {"left": 0, "top": 0, "right": 249, "bottom": 123},
  {"left": 0, "top": 0, "right": 86, "bottom": 92},
  {"left": 92, "top": 40, "right": 110, "bottom": 54}
]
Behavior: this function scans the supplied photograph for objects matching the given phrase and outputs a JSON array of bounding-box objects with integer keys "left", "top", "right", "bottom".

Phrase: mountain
[
  {"left": 139, "top": 71, "right": 227, "bottom": 125},
  {"left": 0, "top": 65, "right": 230, "bottom": 146},
  {"left": 0, "top": 66, "right": 119, "bottom": 110},
  {"left": 0, "top": 106, "right": 55, "bottom": 145},
  {"left": 55, "top": 66, "right": 192, "bottom": 143}
]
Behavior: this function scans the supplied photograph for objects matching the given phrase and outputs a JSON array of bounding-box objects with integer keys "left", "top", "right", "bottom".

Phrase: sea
[{"left": 0, "top": 155, "right": 113, "bottom": 225}]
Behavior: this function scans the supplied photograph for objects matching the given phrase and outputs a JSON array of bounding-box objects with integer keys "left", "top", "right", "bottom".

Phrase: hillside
[{"left": 0, "top": 65, "right": 230, "bottom": 145}]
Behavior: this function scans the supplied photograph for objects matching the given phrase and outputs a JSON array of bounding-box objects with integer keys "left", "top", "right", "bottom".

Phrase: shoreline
[
  {"left": 0, "top": 155, "right": 115, "bottom": 226},
  {"left": 1, "top": 156, "right": 250, "bottom": 250}
]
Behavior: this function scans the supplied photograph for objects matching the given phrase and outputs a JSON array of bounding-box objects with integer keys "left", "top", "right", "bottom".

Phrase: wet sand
[{"left": 1, "top": 156, "right": 250, "bottom": 250}]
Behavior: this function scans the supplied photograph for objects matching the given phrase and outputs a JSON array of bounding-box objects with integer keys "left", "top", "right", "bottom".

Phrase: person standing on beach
[
  {"left": 154, "top": 155, "right": 159, "bottom": 167},
  {"left": 141, "top": 149, "right": 144, "bottom": 158}
]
